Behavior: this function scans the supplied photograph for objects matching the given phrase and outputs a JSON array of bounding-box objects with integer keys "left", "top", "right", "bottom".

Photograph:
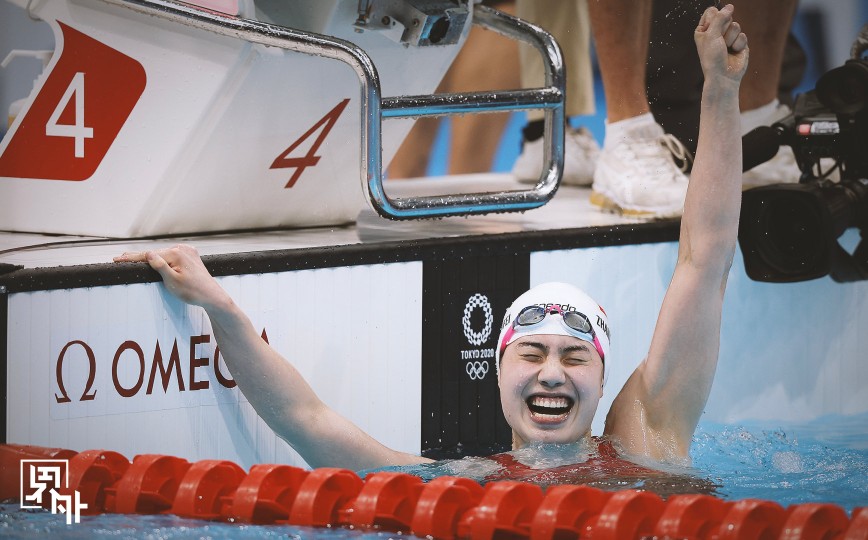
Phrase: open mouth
[{"left": 526, "top": 395, "right": 574, "bottom": 421}]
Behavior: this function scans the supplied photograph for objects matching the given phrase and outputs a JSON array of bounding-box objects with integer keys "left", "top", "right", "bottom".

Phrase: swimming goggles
[{"left": 499, "top": 304, "right": 605, "bottom": 362}]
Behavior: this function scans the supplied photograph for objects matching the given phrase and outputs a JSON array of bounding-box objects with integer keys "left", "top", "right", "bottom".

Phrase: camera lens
[
  {"left": 817, "top": 60, "right": 868, "bottom": 115},
  {"left": 756, "top": 194, "right": 826, "bottom": 274}
]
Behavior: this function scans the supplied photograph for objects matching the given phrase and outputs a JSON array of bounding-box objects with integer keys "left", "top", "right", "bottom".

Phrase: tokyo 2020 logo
[{"left": 462, "top": 293, "right": 493, "bottom": 346}]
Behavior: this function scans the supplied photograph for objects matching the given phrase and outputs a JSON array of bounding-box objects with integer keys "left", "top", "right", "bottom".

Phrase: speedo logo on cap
[{"left": 539, "top": 302, "right": 577, "bottom": 312}]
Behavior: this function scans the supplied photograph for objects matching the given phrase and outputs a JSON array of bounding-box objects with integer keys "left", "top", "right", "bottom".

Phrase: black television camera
[{"left": 738, "top": 25, "right": 868, "bottom": 283}]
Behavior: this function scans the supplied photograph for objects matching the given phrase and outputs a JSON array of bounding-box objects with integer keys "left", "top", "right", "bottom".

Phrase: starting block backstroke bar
[{"left": 99, "top": 0, "right": 566, "bottom": 220}]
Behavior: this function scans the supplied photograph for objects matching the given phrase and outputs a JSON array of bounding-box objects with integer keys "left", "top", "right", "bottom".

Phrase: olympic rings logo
[
  {"left": 462, "top": 293, "right": 493, "bottom": 346},
  {"left": 466, "top": 361, "right": 489, "bottom": 380}
]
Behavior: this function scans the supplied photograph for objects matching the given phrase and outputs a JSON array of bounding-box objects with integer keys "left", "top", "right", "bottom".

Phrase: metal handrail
[
  {"left": 374, "top": 5, "right": 566, "bottom": 219},
  {"left": 100, "top": 0, "right": 565, "bottom": 220}
]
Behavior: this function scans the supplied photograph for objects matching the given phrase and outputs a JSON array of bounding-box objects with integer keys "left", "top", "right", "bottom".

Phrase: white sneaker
[
  {"left": 742, "top": 102, "right": 802, "bottom": 188},
  {"left": 743, "top": 145, "right": 802, "bottom": 188},
  {"left": 513, "top": 127, "right": 600, "bottom": 186},
  {"left": 590, "top": 119, "right": 692, "bottom": 219}
]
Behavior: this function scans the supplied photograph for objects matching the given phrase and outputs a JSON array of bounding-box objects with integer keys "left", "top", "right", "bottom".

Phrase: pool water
[
  {"left": 0, "top": 507, "right": 409, "bottom": 540},
  {"left": 691, "top": 415, "right": 868, "bottom": 510},
  {"left": 2, "top": 414, "right": 866, "bottom": 538}
]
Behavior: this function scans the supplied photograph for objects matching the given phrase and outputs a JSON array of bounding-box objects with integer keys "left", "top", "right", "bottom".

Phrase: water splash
[{"left": 691, "top": 415, "right": 868, "bottom": 511}]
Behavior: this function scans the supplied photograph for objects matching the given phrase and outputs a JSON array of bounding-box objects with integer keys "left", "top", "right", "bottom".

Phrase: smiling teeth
[{"left": 529, "top": 396, "right": 571, "bottom": 409}]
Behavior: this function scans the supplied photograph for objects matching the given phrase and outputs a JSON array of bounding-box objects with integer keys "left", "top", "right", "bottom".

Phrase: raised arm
[
  {"left": 604, "top": 4, "right": 749, "bottom": 460},
  {"left": 114, "top": 245, "right": 430, "bottom": 470}
]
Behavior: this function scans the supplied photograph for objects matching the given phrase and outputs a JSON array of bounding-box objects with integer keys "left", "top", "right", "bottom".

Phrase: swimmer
[{"left": 115, "top": 5, "right": 748, "bottom": 471}]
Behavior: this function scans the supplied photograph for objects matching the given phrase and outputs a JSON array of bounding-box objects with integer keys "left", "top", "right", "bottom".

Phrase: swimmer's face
[{"left": 499, "top": 334, "right": 604, "bottom": 448}]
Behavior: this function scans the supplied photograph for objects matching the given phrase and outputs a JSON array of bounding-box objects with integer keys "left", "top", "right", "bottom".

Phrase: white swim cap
[{"left": 495, "top": 282, "right": 611, "bottom": 381}]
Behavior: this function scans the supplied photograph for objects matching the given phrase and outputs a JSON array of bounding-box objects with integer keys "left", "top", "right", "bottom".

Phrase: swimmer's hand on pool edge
[
  {"left": 114, "top": 244, "right": 433, "bottom": 470},
  {"left": 113, "top": 244, "right": 232, "bottom": 312}
]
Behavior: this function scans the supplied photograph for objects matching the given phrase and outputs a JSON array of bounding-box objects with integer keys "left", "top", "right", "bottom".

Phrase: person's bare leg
[
  {"left": 387, "top": 2, "right": 519, "bottom": 178},
  {"left": 513, "top": 0, "right": 598, "bottom": 186},
  {"left": 387, "top": 61, "right": 454, "bottom": 179},
  {"left": 735, "top": 0, "right": 801, "bottom": 186},
  {"left": 588, "top": 0, "right": 693, "bottom": 219},
  {"left": 448, "top": 3, "right": 519, "bottom": 173},
  {"left": 587, "top": 0, "right": 653, "bottom": 122},
  {"left": 387, "top": 116, "right": 442, "bottom": 179},
  {"left": 732, "top": 0, "right": 798, "bottom": 111}
]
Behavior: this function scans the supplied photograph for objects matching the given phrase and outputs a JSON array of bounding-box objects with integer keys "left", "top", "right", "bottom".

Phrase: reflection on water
[
  {"left": 0, "top": 506, "right": 400, "bottom": 540},
  {"left": 1, "top": 415, "right": 866, "bottom": 538}
]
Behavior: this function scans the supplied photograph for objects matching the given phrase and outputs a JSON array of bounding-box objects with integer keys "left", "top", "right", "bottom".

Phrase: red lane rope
[{"left": 1, "top": 444, "right": 865, "bottom": 539}]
